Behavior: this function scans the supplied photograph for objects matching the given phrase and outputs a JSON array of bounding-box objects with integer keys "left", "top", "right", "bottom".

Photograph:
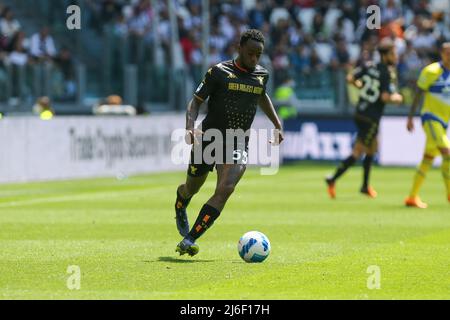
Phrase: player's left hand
[{"left": 270, "top": 128, "right": 284, "bottom": 146}]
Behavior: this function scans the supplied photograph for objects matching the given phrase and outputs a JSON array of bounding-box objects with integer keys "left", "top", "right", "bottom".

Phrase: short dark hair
[
  {"left": 378, "top": 38, "right": 395, "bottom": 55},
  {"left": 240, "top": 29, "right": 265, "bottom": 46}
]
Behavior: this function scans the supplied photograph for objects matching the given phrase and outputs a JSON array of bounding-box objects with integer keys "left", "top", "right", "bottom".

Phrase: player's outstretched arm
[
  {"left": 258, "top": 93, "right": 284, "bottom": 144},
  {"left": 406, "top": 87, "right": 425, "bottom": 133},
  {"left": 185, "top": 96, "right": 204, "bottom": 145}
]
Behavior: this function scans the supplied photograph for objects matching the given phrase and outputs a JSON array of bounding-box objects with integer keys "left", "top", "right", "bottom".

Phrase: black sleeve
[
  {"left": 193, "top": 67, "right": 219, "bottom": 101},
  {"left": 352, "top": 65, "right": 365, "bottom": 80}
]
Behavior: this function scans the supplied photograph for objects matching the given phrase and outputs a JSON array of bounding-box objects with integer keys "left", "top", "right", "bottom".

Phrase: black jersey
[
  {"left": 353, "top": 62, "right": 398, "bottom": 122},
  {"left": 193, "top": 60, "right": 269, "bottom": 133}
]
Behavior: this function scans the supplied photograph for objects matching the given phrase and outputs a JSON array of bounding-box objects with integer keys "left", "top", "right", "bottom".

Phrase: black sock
[
  {"left": 362, "top": 155, "right": 374, "bottom": 189},
  {"left": 176, "top": 190, "right": 192, "bottom": 209},
  {"left": 331, "top": 156, "right": 357, "bottom": 182},
  {"left": 187, "top": 204, "right": 221, "bottom": 241}
]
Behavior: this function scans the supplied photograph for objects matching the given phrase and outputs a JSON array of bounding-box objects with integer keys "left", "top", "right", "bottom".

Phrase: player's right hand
[
  {"left": 406, "top": 117, "right": 414, "bottom": 133},
  {"left": 185, "top": 128, "right": 204, "bottom": 145}
]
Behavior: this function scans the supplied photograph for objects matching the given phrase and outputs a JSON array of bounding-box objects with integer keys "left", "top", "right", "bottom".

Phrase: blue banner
[{"left": 282, "top": 118, "right": 357, "bottom": 161}]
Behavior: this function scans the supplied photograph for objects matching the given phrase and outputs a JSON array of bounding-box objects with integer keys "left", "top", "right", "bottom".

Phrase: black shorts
[
  {"left": 187, "top": 135, "right": 249, "bottom": 177},
  {"left": 354, "top": 116, "right": 379, "bottom": 147}
]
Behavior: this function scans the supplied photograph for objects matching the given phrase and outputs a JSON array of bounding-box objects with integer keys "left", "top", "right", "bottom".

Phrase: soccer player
[
  {"left": 174, "top": 30, "right": 284, "bottom": 256},
  {"left": 325, "top": 38, "right": 403, "bottom": 199},
  {"left": 404, "top": 42, "right": 450, "bottom": 209}
]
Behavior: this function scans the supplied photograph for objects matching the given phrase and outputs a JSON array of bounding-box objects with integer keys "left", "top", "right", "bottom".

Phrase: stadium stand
[{"left": 0, "top": 0, "right": 448, "bottom": 115}]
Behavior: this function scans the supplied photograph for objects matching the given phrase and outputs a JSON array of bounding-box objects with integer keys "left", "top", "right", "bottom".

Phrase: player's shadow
[{"left": 156, "top": 256, "right": 215, "bottom": 263}]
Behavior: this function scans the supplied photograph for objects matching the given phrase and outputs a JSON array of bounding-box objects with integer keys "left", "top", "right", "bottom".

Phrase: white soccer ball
[{"left": 237, "top": 231, "right": 271, "bottom": 263}]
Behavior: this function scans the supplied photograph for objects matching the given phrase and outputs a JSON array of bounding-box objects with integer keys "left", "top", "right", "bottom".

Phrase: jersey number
[
  {"left": 359, "top": 75, "right": 380, "bottom": 104},
  {"left": 233, "top": 150, "right": 248, "bottom": 165}
]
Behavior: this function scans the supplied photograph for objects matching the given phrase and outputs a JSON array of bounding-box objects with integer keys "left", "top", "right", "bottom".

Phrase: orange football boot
[
  {"left": 361, "top": 186, "right": 378, "bottom": 198},
  {"left": 325, "top": 178, "right": 336, "bottom": 199},
  {"left": 405, "top": 196, "right": 428, "bottom": 209}
]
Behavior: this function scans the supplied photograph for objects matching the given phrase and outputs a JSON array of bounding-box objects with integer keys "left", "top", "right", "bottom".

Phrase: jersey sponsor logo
[
  {"left": 227, "top": 72, "right": 237, "bottom": 79},
  {"left": 228, "top": 82, "right": 263, "bottom": 94}
]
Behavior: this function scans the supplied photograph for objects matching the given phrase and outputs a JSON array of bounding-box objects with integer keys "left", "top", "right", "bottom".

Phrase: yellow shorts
[{"left": 423, "top": 120, "right": 450, "bottom": 157}]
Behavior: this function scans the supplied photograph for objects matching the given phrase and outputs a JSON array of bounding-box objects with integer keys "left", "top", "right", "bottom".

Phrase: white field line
[{"left": 0, "top": 186, "right": 169, "bottom": 208}]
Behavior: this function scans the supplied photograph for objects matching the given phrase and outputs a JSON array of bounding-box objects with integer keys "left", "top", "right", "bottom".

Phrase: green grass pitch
[{"left": 0, "top": 164, "right": 449, "bottom": 300}]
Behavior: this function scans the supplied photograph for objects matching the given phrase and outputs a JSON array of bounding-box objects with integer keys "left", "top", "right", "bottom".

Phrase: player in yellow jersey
[{"left": 405, "top": 42, "right": 450, "bottom": 208}]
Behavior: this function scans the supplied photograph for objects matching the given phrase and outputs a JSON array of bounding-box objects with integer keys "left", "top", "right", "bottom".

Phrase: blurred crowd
[
  {"left": 0, "top": 4, "right": 76, "bottom": 102},
  {"left": 87, "top": 0, "right": 449, "bottom": 87},
  {"left": 0, "top": 0, "right": 448, "bottom": 110}
]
